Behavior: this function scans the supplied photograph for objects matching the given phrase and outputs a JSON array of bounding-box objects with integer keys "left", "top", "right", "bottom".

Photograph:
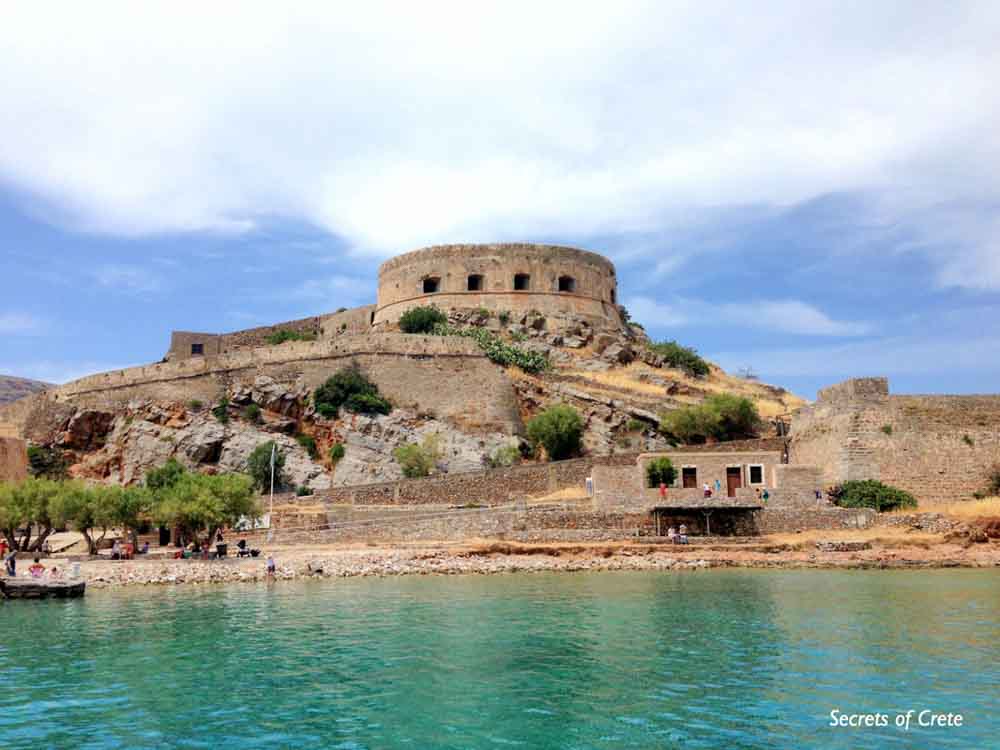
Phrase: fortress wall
[
  {"left": 374, "top": 243, "right": 621, "bottom": 327},
  {"left": 321, "top": 454, "right": 640, "bottom": 507},
  {"left": 166, "top": 305, "right": 376, "bottom": 361},
  {"left": 0, "top": 437, "right": 28, "bottom": 481},
  {"left": 791, "top": 378, "right": 1000, "bottom": 502},
  {"left": 1, "top": 334, "right": 522, "bottom": 438}
]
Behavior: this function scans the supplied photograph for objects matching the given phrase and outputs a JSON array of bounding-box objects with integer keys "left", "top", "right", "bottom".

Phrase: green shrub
[
  {"left": 246, "top": 441, "right": 286, "bottom": 491},
  {"left": 487, "top": 444, "right": 521, "bottom": 468},
  {"left": 475, "top": 307, "right": 491, "bottom": 319},
  {"left": 329, "top": 443, "right": 345, "bottom": 463},
  {"left": 881, "top": 424, "right": 893, "bottom": 435},
  {"left": 314, "top": 364, "right": 392, "bottom": 418},
  {"left": 296, "top": 434, "right": 318, "bottom": 459},
  {"left": 626, "top": 418, "right": 646, "bottom": 433},
  {"left": 645, "top": 457, "right": 677, "bottom": 488},
  {"left": 26, "top": 446, "right": 68, "bottom": 480},
  {"left": 296, "top": 485, "right": 312, "bottom": 497},
  {"left": 526, "top": 405, "right": 583, "bottom": 461},
  {"left": 963, "top": 434, "right": 975, "bottom": 447},
  {"left": 393, "top": 434, "right": 442, "bottom": 478},
  {"left": 432, "top": 324, "right": 549, "bottom": 374},
  {"left": 659, "top": 394, "right": 761, "bottom": 444},
  {"left": 212, "top": 397, "right": 230, "bottom": 423},
  {"left": 188, "top": 399, "right": 204, "bottom": 410},
  {"left": 498, "top": 311, "right": 511, "bottom": 325},
  {"left": 145, "top": 458, "right": 186, "bottom": 490},
  {"left": 829, "top": 480, "right": 917, "bottom": 512},
  {"left": 244, "top": 404, "right": 262, "bottom": 424},
  {"left": 266, "top": 329, "right": 317, "bottom": 345},
  {"left": 649, "top": 340, "right": 710, "bottom": 378},
  {"left": 399, "top": 306, "right": 447, "bottom": 334}
]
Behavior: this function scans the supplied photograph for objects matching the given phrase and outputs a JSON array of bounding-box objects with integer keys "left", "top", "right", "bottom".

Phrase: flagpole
[{"left": 269, "top": 443, "right": 275, "bottom": 521}]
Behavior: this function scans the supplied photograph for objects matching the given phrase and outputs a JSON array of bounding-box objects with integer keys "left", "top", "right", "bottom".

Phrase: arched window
[
  {"left": 467, "top": 274, "right": 484, "bottom": 291},
  {"left": 558, "top": 275, "right": 576, "bottom": 293},
  {"left": 514, "top": 273, "right": 531, "bottom": 291},
  {"left": 423, "top": 277, "right": 440, "bottom": 294}
]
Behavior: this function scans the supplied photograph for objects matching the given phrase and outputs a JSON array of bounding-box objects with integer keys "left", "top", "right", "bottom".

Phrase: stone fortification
[
  {"left": 791, "top": 377, "right": 1000, "bottom": 502},
  {"left": 374, "top": 243, "right": 622, "bottom": 329},
  {"left": 0, "top": 437, "right": 28, "bottom": 481},
  {"left": 1, "top": 334, "right": 521, "bottom": 441},
  {"left": 166, "top": 305, "right": 376, "bottom": 362}
]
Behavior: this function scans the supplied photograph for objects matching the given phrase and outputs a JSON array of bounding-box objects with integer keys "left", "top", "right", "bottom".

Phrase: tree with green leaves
[
  {"left": 398, "top": 305, "right": 447, "bottom": 334},
  {"left": 246, "top": 441, "right": 286, "bottom": 492},
  {"left": 659, "top": 394, "right": 761, "bottom": 444},
  {"left": 645, "top": 457, "right": 677, "bottom": 488},
  {"left": 145, "top": 457, "right": 187, "bottom": 491},
  {"left": 829, "top": 480, "right": 917, "bottom": 512},
  {"left": 526, "top": 404, "right": 584, "bottom": 461},
  {"left": 0, "top": 477, "right": 61, "bottom": 552},
  {"left": 151, "top": 472, "right": 258, "bottom": 549}
]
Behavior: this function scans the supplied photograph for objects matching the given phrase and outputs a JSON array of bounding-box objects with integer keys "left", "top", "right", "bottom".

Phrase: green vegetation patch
[
  {"left": 829, "top": 480, "right": 917, "bottom": 512},
  {"left": 526, "top": 404, "right": 583, "bottom": 461},
  {"left": 314, "top": 364, "right": 391, "bottom": 418},
  {"left": 659, "top": 394, "right": 761, "bottom": 444},
  {"left": 433, "top": 323, "right": 549, "bottom": 374},
  {"left": 246, "top": 441, "right": 287, "bottom": 491},
  {"left": 399, "top": 306, "right": 448, "bottom": 334},
  {"left": 393, "top": 434, "right": 442, "bottom": 478},
  {"left": 649, "top": 340, "right": 710, "bottom": 378},
  {"left": 645, "top": 457, "right": 677, "bottom": 488}
]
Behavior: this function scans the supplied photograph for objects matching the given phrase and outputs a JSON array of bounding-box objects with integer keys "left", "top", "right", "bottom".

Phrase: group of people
[
  {"left": 110, "top": 540, "right": 150, "bottom": 560},
  {"left": 666, "top": 524, "right": 689, "bottom": 544},
  {"left": 3, "top": 552, "right": 63, "bottom": 580}
]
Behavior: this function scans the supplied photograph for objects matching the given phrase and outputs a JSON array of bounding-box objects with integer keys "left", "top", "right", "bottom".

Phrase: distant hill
[{"left": 0, "top": 375, "right": 51, "bottom": 405}]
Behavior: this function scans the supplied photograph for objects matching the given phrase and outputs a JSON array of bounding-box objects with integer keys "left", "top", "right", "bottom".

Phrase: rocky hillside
[
  {"left": 8, "top": 310, "right": 803, "bottom": 490},
  {"left": 0, "top": 375, "right": 51, "bottom": 405}
]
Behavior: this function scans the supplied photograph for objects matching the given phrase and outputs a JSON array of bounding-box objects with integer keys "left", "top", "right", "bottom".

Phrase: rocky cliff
[{"left": 0, "top": 313, "right": 802, "bottom": 489}]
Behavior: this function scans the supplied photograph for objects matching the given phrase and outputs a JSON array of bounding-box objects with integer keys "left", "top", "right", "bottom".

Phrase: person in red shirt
[{"left": 658, "top": 482, "right": 667, "bottom": 500}]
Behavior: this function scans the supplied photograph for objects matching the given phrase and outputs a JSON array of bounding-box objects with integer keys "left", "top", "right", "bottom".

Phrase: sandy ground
[{"left": 17, "top": 535, "right": 997, "bottom": 590}]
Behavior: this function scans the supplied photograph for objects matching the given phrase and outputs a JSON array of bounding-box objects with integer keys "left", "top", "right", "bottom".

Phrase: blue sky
[{"left": 1, "top": 2, "right": 999, "bottom": 399}]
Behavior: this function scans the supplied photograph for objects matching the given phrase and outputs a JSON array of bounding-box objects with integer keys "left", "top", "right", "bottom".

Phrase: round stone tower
[{"left": 373, "top": 243, "right": 622, "bottom": 329}]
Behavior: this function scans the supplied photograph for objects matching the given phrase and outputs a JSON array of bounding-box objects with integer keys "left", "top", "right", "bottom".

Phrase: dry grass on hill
[
  {"left": 892, "top": 497, "right": 1000, "bottom": 519},
  {"left": 765, "top": 526, "right": 945, "bottom": 549}
]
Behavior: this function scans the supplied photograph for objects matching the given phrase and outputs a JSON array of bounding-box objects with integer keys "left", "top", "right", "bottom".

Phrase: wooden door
[
  {"left": 682, "top": 467, "right": 697, "bottom": 488},
  {"left": 726, "top": 466, "right": 742, "bottom": 497}
]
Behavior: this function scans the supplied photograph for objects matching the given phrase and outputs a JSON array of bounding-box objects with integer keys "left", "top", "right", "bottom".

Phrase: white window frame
[{"left": 747, "top": 463, "right": 766, "bottom": 486}]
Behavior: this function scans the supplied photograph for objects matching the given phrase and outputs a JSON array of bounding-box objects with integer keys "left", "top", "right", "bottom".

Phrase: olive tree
[{"left": 151, "top": 472, "right": 258, "bottom": 549}]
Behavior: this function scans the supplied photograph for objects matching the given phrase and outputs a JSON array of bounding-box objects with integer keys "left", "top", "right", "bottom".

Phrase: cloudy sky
[{"left": 1, "top": 1, "right": 998, "bottom": 398}]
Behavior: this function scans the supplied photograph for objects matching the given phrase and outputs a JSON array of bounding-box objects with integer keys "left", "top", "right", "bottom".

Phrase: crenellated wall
[{"left": 791, "top": 378, "right": 1000, "bottom": 502}]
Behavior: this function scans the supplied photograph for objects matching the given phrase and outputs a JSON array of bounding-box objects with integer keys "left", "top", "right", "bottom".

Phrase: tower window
[
  {"left": 558, "top": 276, "right": 576, "bottom": 293},
  {"left": 514, "top": 273, "right": 531, "bottom": 291},
  {"left": 190, "top": 343, "right": 204, "bottom": 356},
  {"left": 467, "top": 274, "right": 484, "bottom": 291},
  {"left": 610, "top": 289, "right": 616, "bottom": 303},
  {"left": 423, "top": 277, "right": 440, "bottom": 294}
]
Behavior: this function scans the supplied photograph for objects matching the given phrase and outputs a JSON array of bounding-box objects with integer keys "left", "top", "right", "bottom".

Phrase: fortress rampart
[
  {"left": 1, "top": 334, "right": 522, "bottom": 439},
  {"left": 791, "top": 378, "right": 1000, "bottom": 502},
  {"left": 373, "top": 243, "right": 621, "bottom": 328}
]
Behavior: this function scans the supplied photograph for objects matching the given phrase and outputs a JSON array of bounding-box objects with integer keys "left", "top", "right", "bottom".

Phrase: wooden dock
[{"left": 0, "top": 578, "right": 86, "bottom": 599}]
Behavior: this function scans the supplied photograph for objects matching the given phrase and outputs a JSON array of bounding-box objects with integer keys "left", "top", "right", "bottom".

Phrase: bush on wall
[
  {"left": 829, "top": 480, "right": 917, "bottom": 512},
  {"left": 399, "top": 306, "right": 447, "bottom": 334},
  {"left": 314, "top": 364, "right": 391, "bottom": 418},
  {"left": 648, "top": 340, "right": 710, "bottom": 378},
  {"left": 432, "top": 323, "right": 549, "bottom": 374}
]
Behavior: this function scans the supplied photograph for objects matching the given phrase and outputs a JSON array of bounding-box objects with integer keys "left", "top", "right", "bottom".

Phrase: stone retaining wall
[{"left": 753, "top": 507, "right": 876, "bottom": 534}]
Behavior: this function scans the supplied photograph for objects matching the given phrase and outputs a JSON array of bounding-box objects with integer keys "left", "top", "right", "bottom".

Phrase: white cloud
[
  {"left": 291, "top": 275, "right": 374, "bottom": 305},
  {"left": 0, "top": 2, "right": 998, "bottom": 285},
  {"left": 625, "top": 296, "right": 869, "bottom": 337},
  {"left": 0, "top": 313, "right": 45, "bottom": 335},
  {"left": 0, "top": 360, "right": 132, "bottom": 385}
]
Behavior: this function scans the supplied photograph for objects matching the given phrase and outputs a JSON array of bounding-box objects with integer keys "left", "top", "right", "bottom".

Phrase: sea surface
[{"left": 1, "top": 570, "right": 997, "bottom": 749}]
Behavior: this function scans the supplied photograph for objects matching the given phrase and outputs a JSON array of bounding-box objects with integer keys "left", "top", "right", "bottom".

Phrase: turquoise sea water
[{"left": 1, "top": 570, "right": 997, "bottom": 749}]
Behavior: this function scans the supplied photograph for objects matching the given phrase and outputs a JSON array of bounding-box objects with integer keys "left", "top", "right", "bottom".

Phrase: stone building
[
  {"left": 163, "top": 243, "right": 624, "bottom": 362},
  {"left": 373, "top": 243, "right": 623, "bottom": 329}
]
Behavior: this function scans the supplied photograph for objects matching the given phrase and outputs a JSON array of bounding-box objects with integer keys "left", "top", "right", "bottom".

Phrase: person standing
[
  {"left": 266, "top": 555, "right": 276, "bottom": 577},
  {"left": 659, "top": 482, "right": 667, "bottom": 501},
  {"left": 4, "top": 549, "right": 15, "bottom": 577},
  {"left": 714, "top": 478, "right": 721, "bottom": 494},
  {"left": 703, "top": 483, "right": 712, "bottom": 498}
]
